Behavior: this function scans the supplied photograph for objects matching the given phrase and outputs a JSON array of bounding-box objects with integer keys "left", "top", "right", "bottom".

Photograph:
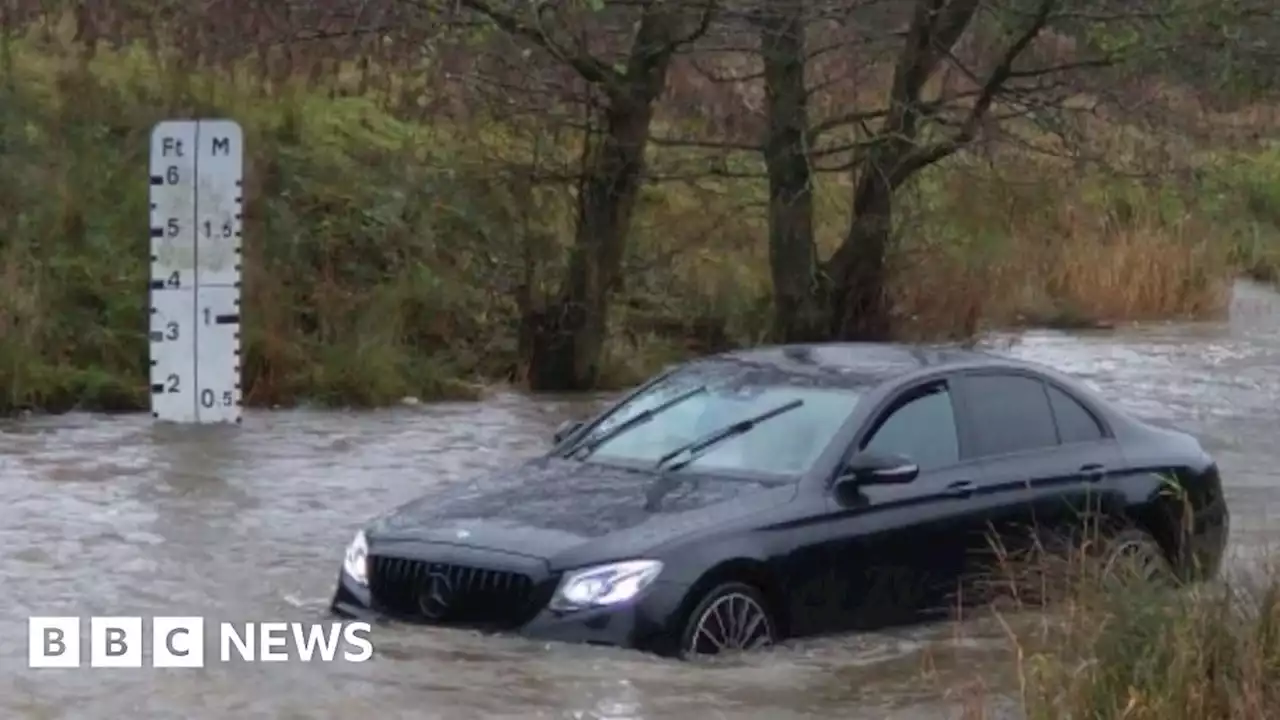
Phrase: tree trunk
[
  {"left": 821, "top": 0, "right": 985, "bottom": 341},
  {"left": 526, "top": 12, "right": 679, "bottom": 391},
  {"left": 760, "top": 0, "right": 823, "bottom": 342},
  {"left": 825, "top": 151, "right": 897, "bottom": 340}
]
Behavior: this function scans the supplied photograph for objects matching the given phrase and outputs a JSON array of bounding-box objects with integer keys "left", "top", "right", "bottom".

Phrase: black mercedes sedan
[{"left": 330, "top": 343, "right": 1230, "bottom": 659}]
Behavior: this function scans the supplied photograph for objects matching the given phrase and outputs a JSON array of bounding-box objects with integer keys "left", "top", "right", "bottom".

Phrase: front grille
[{"left": 368, "top": 555, "right": 538, "bottom": 629}]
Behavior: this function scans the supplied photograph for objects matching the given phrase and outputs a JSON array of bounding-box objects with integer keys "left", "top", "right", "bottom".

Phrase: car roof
[{"left": 687, "top": 342, "right": 1033, "bottom": 389}]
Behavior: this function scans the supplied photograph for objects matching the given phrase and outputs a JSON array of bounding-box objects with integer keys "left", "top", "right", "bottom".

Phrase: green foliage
[
  {"left": 0, "top": 30, "right": 773, "bottom": 413},
  {"left": 1013, "top": 570, "right": 1280, "bottom": 719},
  {"left": 1192, "top": 143, "right": 1280, "bottom": 282},
  {"left": 0, "top": 35, "right": 517, "bottom": 412},
  {"left": 0, "top": 20, "right": 1270, "bottom": 414}
]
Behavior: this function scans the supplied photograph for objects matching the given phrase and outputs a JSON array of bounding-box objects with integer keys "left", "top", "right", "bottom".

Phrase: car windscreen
[{"left": 571, "top": 373, "right": 862, "bottom": 478}]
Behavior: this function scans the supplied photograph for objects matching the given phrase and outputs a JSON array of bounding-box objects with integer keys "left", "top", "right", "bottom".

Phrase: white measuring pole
[{"left": 148, "top": 119, "right": 244, "bottom": 424}]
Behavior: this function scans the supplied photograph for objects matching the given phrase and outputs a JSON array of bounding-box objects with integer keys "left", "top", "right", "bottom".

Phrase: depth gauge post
[{"left": 148, "top": 119, "right": 245, "bottom": 424}]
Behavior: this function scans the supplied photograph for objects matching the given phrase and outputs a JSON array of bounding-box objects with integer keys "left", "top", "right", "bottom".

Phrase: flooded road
[{"left": 2, "top": 280, "right": 1277, "bottom": 720}]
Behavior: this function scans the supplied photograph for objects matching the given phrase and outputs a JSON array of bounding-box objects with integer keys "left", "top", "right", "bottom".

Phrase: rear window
[
  {"left": 962, "top": 374, "right": 1059, "bottom": 457},
  {"left": 1046, "top": 383, "right": 1106, "bottom": 443}
]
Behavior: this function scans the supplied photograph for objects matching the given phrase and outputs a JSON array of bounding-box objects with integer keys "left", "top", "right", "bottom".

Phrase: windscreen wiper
[
  {"left": 569, "top": 384, "right": 708, "bottom": 460},
  {"left": 653, "top": 398, "right": 804, "bottom": 473}
]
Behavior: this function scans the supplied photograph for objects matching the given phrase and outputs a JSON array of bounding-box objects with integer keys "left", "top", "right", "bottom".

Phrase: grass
[
  {"left": 1011, "top": 579, "right": 1280, "bottom": 718},
  {"left": 983, "top": 554, "right": 1280, "bottom": 720},
  {"left": 935, "top": 525, "right": 1280, "bottom": 720},
  {"left": 0, "top": 15, "right": 1278, "bottom": 414}
]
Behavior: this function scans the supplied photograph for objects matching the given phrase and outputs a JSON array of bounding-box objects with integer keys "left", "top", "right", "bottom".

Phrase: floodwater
[{"left": 2, "top": 280, "right": 1277, "bottom": 720}]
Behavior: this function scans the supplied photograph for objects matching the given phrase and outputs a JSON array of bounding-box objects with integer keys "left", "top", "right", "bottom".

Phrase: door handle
[
  {"left": 1079, "top": 463, "right": 1107, "bottom": 482},
  {"left": 945, "top": 480, "right": 976, "bottom": 497}
]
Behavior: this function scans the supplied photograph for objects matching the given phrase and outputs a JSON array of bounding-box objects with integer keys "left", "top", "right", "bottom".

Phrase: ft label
[{"left": 160, "top": 137, "right": 185, "bottom": 157}]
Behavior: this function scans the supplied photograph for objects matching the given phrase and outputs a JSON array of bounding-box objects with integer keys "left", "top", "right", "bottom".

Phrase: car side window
[
  {"left": 861, "top": 382, "right": 959, "bottom": 472},
  {"left": 962, "top": 374, "right": 1058, "bottom": 457},
  {"left": 1046, "top": 383, "right": 1105, "bottom": 443}
]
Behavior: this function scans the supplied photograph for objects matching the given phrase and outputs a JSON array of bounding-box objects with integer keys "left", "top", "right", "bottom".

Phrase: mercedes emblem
[{"left": 417, "top": 571, "right": 454, "bottom": 621}]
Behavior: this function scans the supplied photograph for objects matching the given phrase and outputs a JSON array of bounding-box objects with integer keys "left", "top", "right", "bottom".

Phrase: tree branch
[
  {"left": 447, "top": 0, "right": 620, "bottom": 87},
  {"left": 891, "top": 0, "right": 1057, "bottom": 186},
  {"left": 659, "top": 0, "right": 717, "bottom": 57}
]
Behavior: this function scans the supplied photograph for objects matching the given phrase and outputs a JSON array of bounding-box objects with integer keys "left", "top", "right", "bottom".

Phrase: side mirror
[
  {"left": 838, "top": 450, "right": 919, "bottom": 486},
  {"left": 553, "top": 419, "right": 584, "bottom": 445}
]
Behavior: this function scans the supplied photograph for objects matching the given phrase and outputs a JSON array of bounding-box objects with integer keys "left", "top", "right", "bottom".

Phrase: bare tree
[
  {"left": 680, "top": 0, "right": 1274, "bottom": 342},
  {"left": 759, "top": 0, "right": 822, "bottom": 341},
  {"left": 816, "top": 0, "right": 1280, "bottom": 339},
  {"left": 432, "top": 0, "right": 716, "bottom": 391}
]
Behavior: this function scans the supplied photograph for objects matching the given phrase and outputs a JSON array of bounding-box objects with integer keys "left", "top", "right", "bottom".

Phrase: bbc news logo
[{"left": 28, "top": 617, "right": 373, "bottom": 668}]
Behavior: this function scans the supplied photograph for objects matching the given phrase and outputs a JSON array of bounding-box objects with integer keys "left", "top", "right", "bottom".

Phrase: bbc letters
[{"left": 28, "top": 616, "right": 373, "bottom": 667}]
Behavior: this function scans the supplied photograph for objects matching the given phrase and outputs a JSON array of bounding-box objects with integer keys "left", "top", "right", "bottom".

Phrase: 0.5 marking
[{"left": 201, "top": 389, "right": 235, "bottom": 408}]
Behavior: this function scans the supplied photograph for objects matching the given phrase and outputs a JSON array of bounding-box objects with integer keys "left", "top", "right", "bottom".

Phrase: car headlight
[
  {"left": 343, "top": 530, "right": 369, "bottom": 587},
  {"left": 548, "top": 559, "right": 663, "bottom": 612}
]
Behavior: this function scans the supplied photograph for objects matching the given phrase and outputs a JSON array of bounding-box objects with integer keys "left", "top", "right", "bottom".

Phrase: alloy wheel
[
  {"left": 1101, "top": 536, "right": 1173, "bottom": 587},
  {"left": 684, "top": 591, "right": 774, "bottom": 657}
]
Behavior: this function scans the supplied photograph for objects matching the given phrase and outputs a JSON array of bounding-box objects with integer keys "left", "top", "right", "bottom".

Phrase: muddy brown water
[{"left": 2, "top": 281, "right": 1277, "bottom": 720}]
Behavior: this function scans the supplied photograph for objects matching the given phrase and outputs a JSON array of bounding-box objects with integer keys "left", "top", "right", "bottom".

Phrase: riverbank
[
  {"left": 2, "top": 26, "right": 1278, "bottom": 414},
  {"left": 953, "top": 551, "right": 1280, "bottom": 719}
]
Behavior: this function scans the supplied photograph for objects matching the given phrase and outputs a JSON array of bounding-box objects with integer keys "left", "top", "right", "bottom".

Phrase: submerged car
[{"left": 331, "top": 343, "right": 1230, "bottom": 659}]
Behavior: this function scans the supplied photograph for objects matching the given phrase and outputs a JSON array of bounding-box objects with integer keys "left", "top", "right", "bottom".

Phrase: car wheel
[
  {"left": 1099, "top": 528, "right": 1176, "bottom": 587},
  {"left": 678, "top": 581, "right": 776, "bottom": 659}
]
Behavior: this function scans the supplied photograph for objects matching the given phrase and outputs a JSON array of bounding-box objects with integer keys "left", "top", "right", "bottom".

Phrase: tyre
[
  {"left": 1098, "top": 527, "right": 1177, "bottom": 587},
  {"left": 678, "top": 581, "right": 777, "bottom": 659}
]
